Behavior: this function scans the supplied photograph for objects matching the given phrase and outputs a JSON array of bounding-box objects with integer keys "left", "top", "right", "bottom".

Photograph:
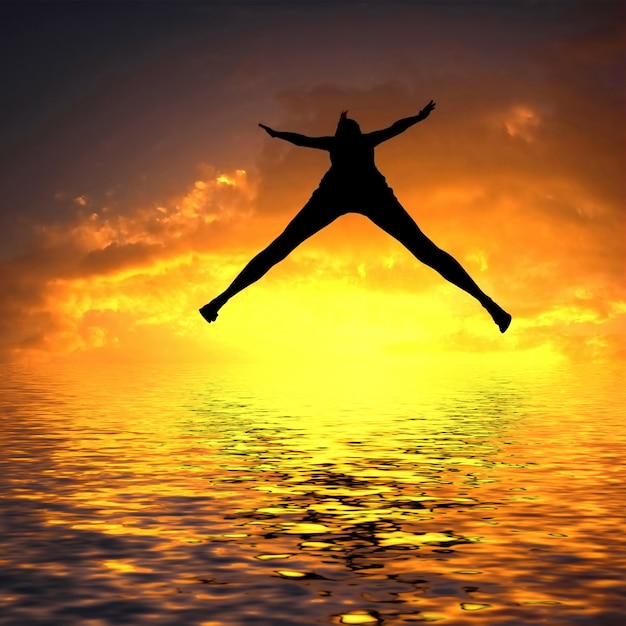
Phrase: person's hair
[{"left": 335, "top": 110, "right": 361, "bottom": 136}]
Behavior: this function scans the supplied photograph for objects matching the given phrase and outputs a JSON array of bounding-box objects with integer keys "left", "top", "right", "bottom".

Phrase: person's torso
[{"left": 328, "top": 135, "right": 376, "bottom": 173}]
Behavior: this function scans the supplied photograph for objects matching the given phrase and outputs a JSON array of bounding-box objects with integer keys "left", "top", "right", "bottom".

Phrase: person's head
[{"left": 335, "top": 111, "right": 361, "bottom": 137}]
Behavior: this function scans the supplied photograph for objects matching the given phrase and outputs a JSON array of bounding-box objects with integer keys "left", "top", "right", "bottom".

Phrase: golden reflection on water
[{"left": 1, "top": 359, "right": 624, "bottom": 625}]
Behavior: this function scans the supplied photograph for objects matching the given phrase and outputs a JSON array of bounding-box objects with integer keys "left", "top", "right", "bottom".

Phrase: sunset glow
[{"left": 1, "top": 2, "right": 623, "bottom": 367}]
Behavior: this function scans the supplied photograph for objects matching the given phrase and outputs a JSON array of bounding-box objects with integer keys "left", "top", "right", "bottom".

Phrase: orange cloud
[
  {"left": 0, "top": 167, "right": 258, "bottom": 362},
  {"left": 2, "top": 26, "right": 624, "bottom": 366}
]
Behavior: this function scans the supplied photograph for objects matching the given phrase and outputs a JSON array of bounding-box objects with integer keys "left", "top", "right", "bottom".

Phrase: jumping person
[{"left": 199, "top": 101, "right": 511, "bottom": 333}]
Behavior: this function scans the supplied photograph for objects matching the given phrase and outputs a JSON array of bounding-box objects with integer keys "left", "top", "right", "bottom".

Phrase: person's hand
[
  {"left": 418, "top": 100, "right": 436, "bottom": 119},
  {"left": 259, "top": 123, "right": 277, "bottom": 137}
]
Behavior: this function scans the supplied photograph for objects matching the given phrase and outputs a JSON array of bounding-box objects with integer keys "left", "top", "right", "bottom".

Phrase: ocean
[{"left": 1, "top": 358, "right": 624, "bottom": 625}]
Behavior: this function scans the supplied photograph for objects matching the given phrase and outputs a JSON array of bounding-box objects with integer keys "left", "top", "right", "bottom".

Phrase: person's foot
[
  {"left": 485, "top": 300, "right": 512, "bottom": 333},
  {"left": 199, "top": 298, "right": 223, "bottom": 324},
  {"left": 494, "top": 309, "right": 512, "bottom": 333}
]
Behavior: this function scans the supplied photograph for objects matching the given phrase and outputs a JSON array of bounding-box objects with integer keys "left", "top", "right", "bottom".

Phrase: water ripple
[{"left": 0, "top": 361, "right": 624, "bottom": 625}]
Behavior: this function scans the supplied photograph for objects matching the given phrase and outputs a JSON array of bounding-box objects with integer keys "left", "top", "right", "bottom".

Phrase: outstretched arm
[
  {"left": 366, "top": 100, "right": 436, "bottom": 147},
  {"left": 259, "top": 124, "right": 333, "bottom": 150}
]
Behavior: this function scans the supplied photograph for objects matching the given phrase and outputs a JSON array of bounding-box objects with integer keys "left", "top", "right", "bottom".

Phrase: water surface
[{"left": 1, "top": 360, "right": 624, "bottom": 625}]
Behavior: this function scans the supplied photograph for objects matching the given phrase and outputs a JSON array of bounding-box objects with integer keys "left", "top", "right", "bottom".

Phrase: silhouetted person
[{"left": 200, "top": 101, "right": 512, "bottom": 333}]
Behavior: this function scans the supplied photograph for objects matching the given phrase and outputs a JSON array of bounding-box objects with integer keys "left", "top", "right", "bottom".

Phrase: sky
[{"left": 0, "top": 0, "right": 624, "bottom": 367}]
